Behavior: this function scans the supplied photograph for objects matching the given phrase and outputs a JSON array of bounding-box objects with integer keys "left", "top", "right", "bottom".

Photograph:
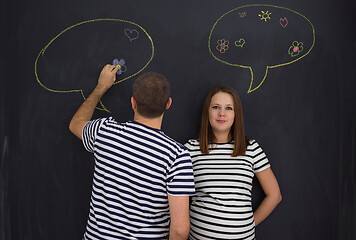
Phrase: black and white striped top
[
  {"left": 185, "top": 139, "right": 270, "bottom": 240},
  {"left": 82, "top": 117, "right": 195, "bottom": 239}
]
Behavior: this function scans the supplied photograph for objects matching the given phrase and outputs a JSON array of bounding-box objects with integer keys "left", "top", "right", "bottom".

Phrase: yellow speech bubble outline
[
  {"left": 208, "top": 4, "right": 315, "bottom": 93},
  {"left": 34, "top": 18, "right": 155, "bottom": 112}
]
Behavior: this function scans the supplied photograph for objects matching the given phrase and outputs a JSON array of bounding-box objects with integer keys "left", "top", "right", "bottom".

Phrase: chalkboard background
[{"left": 1, "top": 0, "right": 355, "bottom": 239}]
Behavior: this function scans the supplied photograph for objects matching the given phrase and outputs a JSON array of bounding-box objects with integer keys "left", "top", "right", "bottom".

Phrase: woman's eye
[
  {"left": 226, "top": 107, "right": 233, "bottom": 110},
  {"left": 212, "top": 106, "right": 220, "bottom": 109}
]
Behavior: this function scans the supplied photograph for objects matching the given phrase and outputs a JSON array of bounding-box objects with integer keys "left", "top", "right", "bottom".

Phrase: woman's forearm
[{"left": 253, "top": 192, "right": 282, "bottom": 226}]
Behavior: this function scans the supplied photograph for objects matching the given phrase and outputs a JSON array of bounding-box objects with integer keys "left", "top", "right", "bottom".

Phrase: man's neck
[{"left": 133, "top": 114, "right": 164, "bottom": 130}]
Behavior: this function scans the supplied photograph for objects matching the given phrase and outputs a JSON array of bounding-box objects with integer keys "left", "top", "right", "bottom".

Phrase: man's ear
[
  {"left": 166, "top": 97, "right": 172, "bottom": 110},
  {"left": 131, "top": 97, "right": 137, "bottom": 110}
]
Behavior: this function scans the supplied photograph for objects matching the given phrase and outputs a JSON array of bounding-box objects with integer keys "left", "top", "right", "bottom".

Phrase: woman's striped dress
[{"left": 185, "top": 139, "right": 270, "bottom": 240}]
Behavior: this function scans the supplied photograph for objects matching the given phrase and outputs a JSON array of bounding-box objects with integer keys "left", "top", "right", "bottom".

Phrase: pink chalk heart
[
  {"left": 293, "top": 47, "right": 299, "bottom": 52},
  {"left": 280, "top": 17, "right": 288, "bottom": 28},
  {"left": 124, "top": 29, "right": 139, "bottom": 42}
]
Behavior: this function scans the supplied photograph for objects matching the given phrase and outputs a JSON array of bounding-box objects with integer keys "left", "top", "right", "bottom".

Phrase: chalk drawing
[
  {"left": 288, "top": 41, "right": 304, "bottom": 57},
  {"left": 112, "top": 59, "right": 127, "bottom": 75},
  {"left": 280, "top": 17, "right": 288, "bottom": 28},
  {"left": 208, "top": 4, "right": 315, "bottom": 93},
  {"left": 124, "top": 29, "right": 139, "bottom": 42},
  {"left": 258, "top": 10, "right": 272, "bottom": 22},
  {"left": 216, "top": 39, "right": 229, "bottom": 53},
  {"left": 235, "top": 39, "right": 246, "bottom": 48},
  {"left": 34, "top": 18, "right": 154, "bottom": 112}
]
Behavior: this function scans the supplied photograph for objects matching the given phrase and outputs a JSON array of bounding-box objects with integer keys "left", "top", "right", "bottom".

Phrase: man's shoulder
[
  {"left": 159, "top": 132, "right": 188, "bottom": 154},
  {"left": 98, "top": 117, "right": 135, "bottom": 130},
  {"left": 85, "top": 117, "right": 132, "bottom": 139}
]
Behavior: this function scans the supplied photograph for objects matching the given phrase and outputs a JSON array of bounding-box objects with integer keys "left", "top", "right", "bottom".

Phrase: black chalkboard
[{"left": 1, "top": 0, "right": 355, "bottom": 239}]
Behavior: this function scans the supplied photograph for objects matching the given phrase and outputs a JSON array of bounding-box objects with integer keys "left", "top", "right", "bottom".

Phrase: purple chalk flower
[{"left": 112, "top": 58, "right": 127, "bottom": 75}]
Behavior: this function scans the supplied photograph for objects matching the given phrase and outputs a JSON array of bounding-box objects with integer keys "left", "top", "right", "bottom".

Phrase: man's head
[{"left": 132, "top": 72, "right": 171, "bottom": 118}]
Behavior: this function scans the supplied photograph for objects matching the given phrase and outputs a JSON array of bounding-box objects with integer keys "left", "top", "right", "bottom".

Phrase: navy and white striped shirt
[
  {"left": 185, "top": 139, "right": 270, "bottom": 240},
  {"left": 82, "top": 117, "right": 195, "bottom": 239}
]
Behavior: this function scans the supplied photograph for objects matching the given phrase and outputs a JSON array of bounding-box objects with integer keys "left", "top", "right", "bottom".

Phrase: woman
[{"left": 185, "top": 85, "right": 282, "bottom": 240}]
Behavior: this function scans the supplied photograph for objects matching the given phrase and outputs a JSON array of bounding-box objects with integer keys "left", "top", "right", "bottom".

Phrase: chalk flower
[
  {"left": 112, "top": 58, "right": 127, "bottom": 75},
  {"left": 288, "top": 41, "right": 304, "bottom": 57},
  {"left": 216, "top": 39, "right": 229, "bottom": 53}
]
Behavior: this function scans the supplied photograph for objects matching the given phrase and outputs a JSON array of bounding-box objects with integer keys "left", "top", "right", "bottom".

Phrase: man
[{"left": 69, "top": 65, "right": 195, "bottom": 239}]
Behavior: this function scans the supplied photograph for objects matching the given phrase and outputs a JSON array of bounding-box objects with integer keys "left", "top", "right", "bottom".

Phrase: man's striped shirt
[
  {"left": 82, "top": 117, "right": 195, "bottom": 239},
  {"left": 185, "top": 139, "right": 270, "bottom": 240}
]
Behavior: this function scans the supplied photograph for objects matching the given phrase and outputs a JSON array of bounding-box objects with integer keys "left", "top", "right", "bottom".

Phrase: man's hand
[
  {"left": 96, "top": 64, "right": 119, "bottom": 92},
  {"left": 69, "top": 64, "right": 119, "bottom": 140}
]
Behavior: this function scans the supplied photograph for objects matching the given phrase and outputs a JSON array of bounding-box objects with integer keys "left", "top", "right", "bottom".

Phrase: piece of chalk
[{"left": 116, "top": 65, "right": 121, "bottom": 69}]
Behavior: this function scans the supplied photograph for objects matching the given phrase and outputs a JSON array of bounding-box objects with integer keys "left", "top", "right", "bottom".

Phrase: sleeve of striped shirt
[
  {"left": 166, "top": 148, "right": 196, "bottom": 196},
  {"left": 82, "top": 118, "right": 107, "bottom": 153},
  {"left": 251, "top": 140, "right": 271, "bottom": 173}
]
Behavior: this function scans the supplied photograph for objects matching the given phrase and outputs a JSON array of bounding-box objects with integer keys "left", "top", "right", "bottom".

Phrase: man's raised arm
[{"left": 69, "top": 64, "right": 119, "bottom": 140}]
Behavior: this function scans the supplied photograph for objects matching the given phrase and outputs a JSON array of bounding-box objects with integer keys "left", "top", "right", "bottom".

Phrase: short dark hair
[
  {"left": 198, "top": 85, "right": 248, "bottom": 157},
  {"left": 132, "top": 72, "right": 170, "bottom": 118}
]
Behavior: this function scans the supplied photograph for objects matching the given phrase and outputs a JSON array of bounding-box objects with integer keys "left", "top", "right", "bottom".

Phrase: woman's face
[{"left": 208, "top": 92, "right": 235, "bottom": 140}]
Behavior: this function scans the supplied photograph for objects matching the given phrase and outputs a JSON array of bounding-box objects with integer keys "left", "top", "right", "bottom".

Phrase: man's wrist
[{"left": 93, "top": 84, "right": 109, "bottom": 96}]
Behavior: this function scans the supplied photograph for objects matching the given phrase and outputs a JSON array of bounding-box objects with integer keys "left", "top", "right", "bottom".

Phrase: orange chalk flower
[{"left": 217, "top": 39, "right": 229, "bottom": 53}]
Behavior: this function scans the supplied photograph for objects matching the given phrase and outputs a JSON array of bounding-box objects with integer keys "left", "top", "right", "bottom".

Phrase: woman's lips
[{"left": 216, "top": 120, "right": 226, "bottom": 123}]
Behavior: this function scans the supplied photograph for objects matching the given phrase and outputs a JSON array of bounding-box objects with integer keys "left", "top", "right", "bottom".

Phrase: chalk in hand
[{"left": 112, "top": 58, "right": 127, "bottom": 75}]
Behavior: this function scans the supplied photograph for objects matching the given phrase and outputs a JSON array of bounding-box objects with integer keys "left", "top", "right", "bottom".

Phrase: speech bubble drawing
[
  {"left": 208, "top": 4, "right": 315, "bottom": 93},
  {"left": 34, "top": 18, "right": 154, "bottom": 111}
]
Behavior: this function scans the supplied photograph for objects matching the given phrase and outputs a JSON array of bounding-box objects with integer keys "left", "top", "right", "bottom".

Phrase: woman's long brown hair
[{"left": 198, "top": 85, "right": 248, "bottom": 157}]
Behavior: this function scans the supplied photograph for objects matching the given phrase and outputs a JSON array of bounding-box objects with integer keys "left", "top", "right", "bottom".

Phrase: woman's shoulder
[
  {"left": 246, "top": 139, "right": 265, "bottom": 151},
  {"left": 184, "top": 139, "right": 200, "bottom": 149}
]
